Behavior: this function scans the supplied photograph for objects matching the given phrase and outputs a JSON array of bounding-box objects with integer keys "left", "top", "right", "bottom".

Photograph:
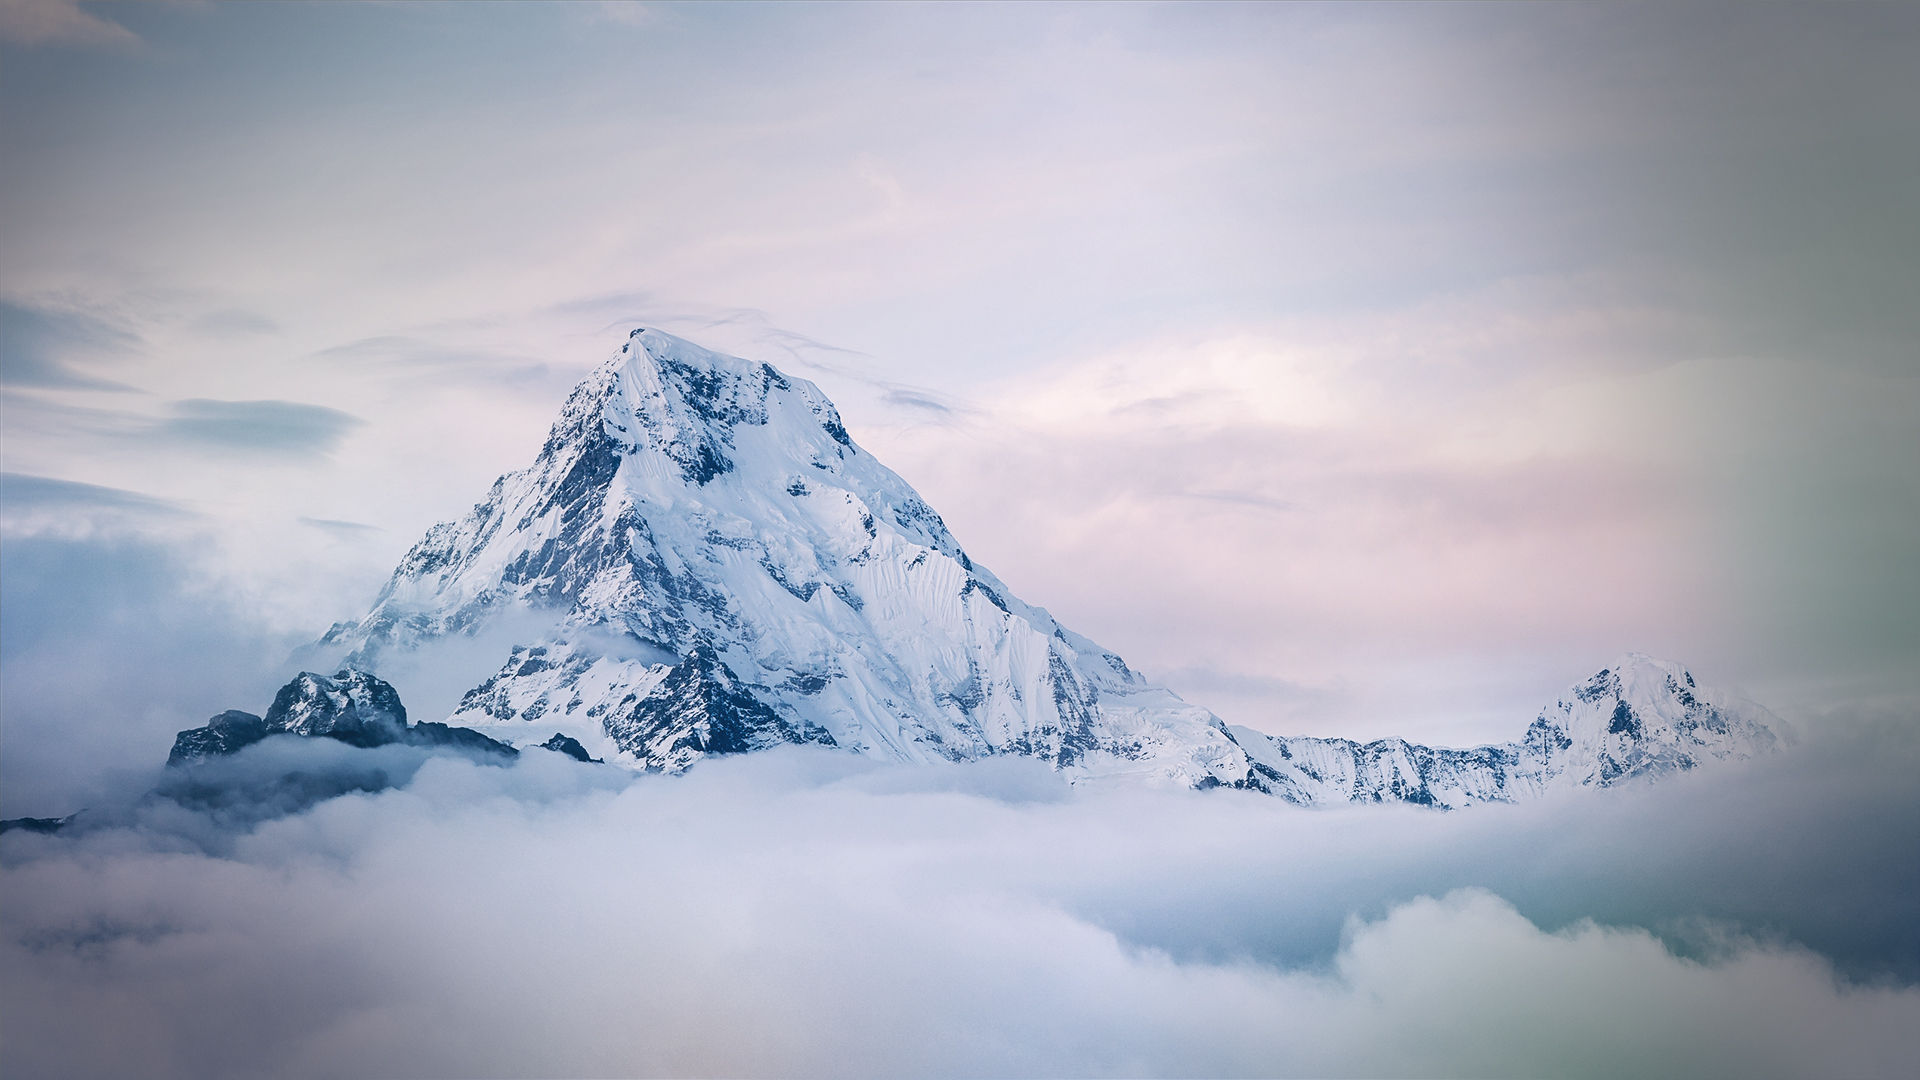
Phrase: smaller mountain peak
[
  {"left": 537, "top": 733, "right": 601, "bottom": 763},
  {"left": 167, "top": 670, "right": 519, "bottom": 766},
  {"left": 264, "top": 668, "right": 409, "bottom": 746},
  {"left": 167, "top": 709, "right": 268, "bottom": 766},
  {"left": 1592, "top": 653, "right": 1708, "bottom": 703}
]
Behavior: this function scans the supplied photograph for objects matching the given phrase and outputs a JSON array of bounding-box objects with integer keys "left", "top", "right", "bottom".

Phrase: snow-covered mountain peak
[
  {"left": 1590, "top": 651, "right": 1694, "bottom": 698},
  {"left": 321, "top": 328, "right": 1236, "bottom": 785},
  {"left": 1517, "top": 652, "right": 1784, "bottom": 786},
  {"left": 575, "top": 327, "right": 856, "bottom": 486},
  {"left": 1231, "top": 653, "right": 1781, "bottom": 808}
]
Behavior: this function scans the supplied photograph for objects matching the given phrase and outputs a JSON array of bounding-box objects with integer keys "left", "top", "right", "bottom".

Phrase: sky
[
  {"left": 4, "top": 2, "right": 1917, "bottom": 747},
  {"left": 3, "top": 4, "right": 1919, "bottom": 1077}
]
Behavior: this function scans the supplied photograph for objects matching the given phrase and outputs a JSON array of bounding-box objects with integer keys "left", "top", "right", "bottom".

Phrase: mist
[{"left": 5, "top": 713, "right": 1918, "bottom": 1079}]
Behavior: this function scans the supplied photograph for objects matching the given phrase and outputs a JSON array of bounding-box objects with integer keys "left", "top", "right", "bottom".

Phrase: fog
[
  {"left": 5, "top": 519, "right": 1919, "bottom": 1077},
  {"left": 4, "top": 715, "right": 1918, "bottom": 1079}
]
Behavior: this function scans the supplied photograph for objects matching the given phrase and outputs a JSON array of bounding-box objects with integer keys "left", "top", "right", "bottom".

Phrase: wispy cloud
[
  {"left": 311, "top": 334, "right": 552, "bottom": 386},
  {"left": 0, "top": 301, "right": 138, "bottom": 392},
  {"left": 0, "top": 0, "right": 138, "bottom": 50},
  {"left": 157, "top": 399, "right": 363, "bottom": 457},
  {"left": 188, "top": 308, "right": 280, "bottom": 338},
  {"left": 0, "top": 471, "right": 200, "bottom": 548},
  {"left": 1178, "top": 489, "right": 1297, "bottom": 514},
  {"left": 298, "top": 516, "right": 380, "bottom": 536},
  {"left": 0, "top": 471, "right": 190, "bottom": 519}
]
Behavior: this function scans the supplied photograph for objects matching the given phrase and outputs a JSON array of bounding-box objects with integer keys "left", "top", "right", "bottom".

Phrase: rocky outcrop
[
  {"left": 167, "top": 710, "right": 270, "bottom": 766},
  {"left": 167, "top": 669, "right": 517, "bottom": 765}
]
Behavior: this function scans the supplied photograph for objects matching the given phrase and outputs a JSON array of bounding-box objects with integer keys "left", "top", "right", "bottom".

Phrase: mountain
[
  {"left": 321, "top": 328, "right": 1256, "bottom": 788},
  {"left": 167, "top": 668, "right": 519, "bottom": 765},
  {"left": 315, "top": 328, "right": 1782, "bottom": 804},
  {"left": 1232, "top": 654, "right": 1784, "bottom": 808}
]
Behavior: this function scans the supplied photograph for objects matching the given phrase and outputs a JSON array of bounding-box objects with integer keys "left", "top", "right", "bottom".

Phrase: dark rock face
[
  {"left": 264, "top": 669, "right": 409, "bottom": 747},
  {"left": 0, "top": 813, "right": 78, "bottom": 835},
  {"left": 600, "top": 645, "right": 836, "bottom": 769},
  {"left": 407, "top": 721, "right": 519, "bottom": 759},
  {"left": 538, "top": 733, "right": 600, "bottom": 763},
  {"left": 166, "top": 669, "right": 516, "bottom": 766},
  {"left": 168, "top": 710, "right": 270, "bottom": 766}
]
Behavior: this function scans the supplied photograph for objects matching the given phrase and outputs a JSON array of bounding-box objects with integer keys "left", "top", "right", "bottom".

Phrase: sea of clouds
[{"left": 4, "top": 719, "right": 1918, "bottom": 1079}]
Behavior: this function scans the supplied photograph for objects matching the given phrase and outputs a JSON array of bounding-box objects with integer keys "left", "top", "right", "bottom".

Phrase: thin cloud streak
[
  {"left": 0, "top": 0, "right": 138, "bottom": 50},
  {"left": 159, "top": 398, "right": 363, "bottom": 457},
  {"left": 0, "top": 300, "right": 139, "bottom": 391}
]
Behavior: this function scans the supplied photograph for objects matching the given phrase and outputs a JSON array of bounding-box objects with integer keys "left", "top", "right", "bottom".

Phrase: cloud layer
[{"left": 4, "top": 734, "right": 1917, "bottom": 1079}]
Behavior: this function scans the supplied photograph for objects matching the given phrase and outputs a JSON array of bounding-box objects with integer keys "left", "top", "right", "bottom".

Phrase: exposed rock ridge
[{"left": 167, "top": 669, "right": 518, "bottom": 765}]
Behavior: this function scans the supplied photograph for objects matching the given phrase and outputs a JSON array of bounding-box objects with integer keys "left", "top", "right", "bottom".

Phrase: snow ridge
[{"left": 1232, "top": 654, "right": 1784, "bottom": 808}]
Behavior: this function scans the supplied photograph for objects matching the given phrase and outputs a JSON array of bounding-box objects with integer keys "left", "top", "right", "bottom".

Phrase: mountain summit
[
  {"left": 319, "top": 329, "right": 1781, "bottom": 804},
  {"left": 324, "top": 329, "right": 1254, "bottom": 787}
]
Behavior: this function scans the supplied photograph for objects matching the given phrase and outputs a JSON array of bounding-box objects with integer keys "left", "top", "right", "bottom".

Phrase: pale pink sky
[{"left": 2, "top": 2, "right": 1915, "bottom": 743}]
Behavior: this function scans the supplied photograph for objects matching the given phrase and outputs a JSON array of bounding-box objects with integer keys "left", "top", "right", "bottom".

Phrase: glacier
[{"left": 309, "top": 328, "right": 1782, "bottom": 805}]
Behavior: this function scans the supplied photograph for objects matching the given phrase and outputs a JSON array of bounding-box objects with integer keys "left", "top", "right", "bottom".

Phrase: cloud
[
  {"left": 156, "top": 399, "right": 363, "bottom": 457},
  {"left": 565, "top": 302, "right": 873, "bottom": 371},
  {"left": 1157, "top": 663, "right": 1328, "bottom": 706},
  {"left": 0, "top": 471, "right": 198, "bottom": 543},
  {"left": 0, "top": 529, "right": 309, "bottom": 813},
  {"left": 878, "top": 386, "right": 966, "bottom": 417},
  {"left": 311, "top": 334, "right": 555, "bottom": 387},
  {"left": 1178, "top": 488, "right": 1298, "bottom": 513},
  {"left": 188, "top": 308, "right": 280, "bottom": 337},
  {"left": 545, "top": 289, "right": 660, "bottom": 321},
  {"left": 297, "top": 516, "right": 379, "bottom": 537},
  {"left": 2, "top": 728, "right": 1917, "bottom": 1079},
  {"left": 0, "top": 471, "right": 188, "bottom": 519},
  {"left": 0, "top": 300, "right": 137, "bottom": 391},
  {"left": 0, "top": 394, "right": 367, "bottom": 477},
  {"left": 0, "top": 0, "right": 137, "bottom": 49}
]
